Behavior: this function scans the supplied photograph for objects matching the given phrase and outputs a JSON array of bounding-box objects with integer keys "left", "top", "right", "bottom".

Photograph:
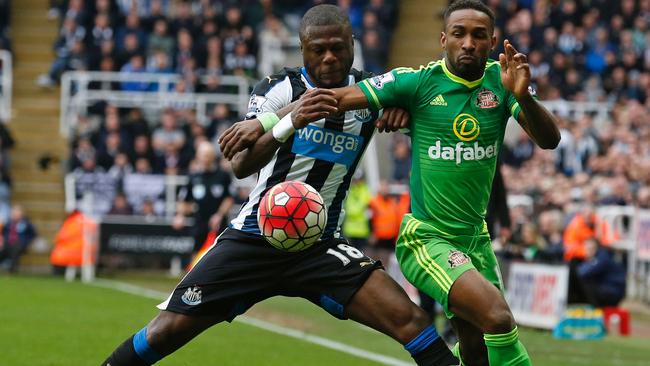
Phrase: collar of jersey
[
  {"left": 301, "top": 67, "right": 355, "bottom": 89},
  {"left": 441, "top": 58, "right": 484, "bottom": 89}
]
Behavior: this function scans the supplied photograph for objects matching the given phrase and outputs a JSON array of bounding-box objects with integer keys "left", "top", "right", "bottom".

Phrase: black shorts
[{"left": 158, "top": 228, "right": 383, "bottom": 321}]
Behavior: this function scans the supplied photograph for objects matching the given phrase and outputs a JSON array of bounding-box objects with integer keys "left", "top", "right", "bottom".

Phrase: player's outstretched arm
[
  {"left": 500, "top": 39, "right": 561, "bottom": 149},
  {"left": 229, "top": 89, "right": 338, "bottom": 178},
  {"left": 332, "top": 85, "right": 408, "bottom": 132}
]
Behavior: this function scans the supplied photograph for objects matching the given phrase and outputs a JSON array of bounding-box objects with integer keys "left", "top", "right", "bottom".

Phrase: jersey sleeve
[
  {"left": 505, "top": 85, "right": 538, "bottom": 122},
  {"left": 245, "top": 75, "right": 293, "bottom": 118},
  {"left": 357, "top": 68, "right": 421, "bottom": 111}
]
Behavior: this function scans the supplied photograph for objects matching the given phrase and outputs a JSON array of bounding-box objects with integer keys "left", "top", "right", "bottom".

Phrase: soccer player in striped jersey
[
  {"left": 292, "top": 1, "right": 560, "bottom": 365},
  {"left": 102, "top": 5, "right": 457, "bottom": 366}
]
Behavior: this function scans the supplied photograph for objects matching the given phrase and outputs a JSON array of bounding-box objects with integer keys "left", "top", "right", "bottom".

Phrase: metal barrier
[
  {"left": 59, "top": 71, "right": 251, "bottom": 137},
  {"left": 0, "top": 50, "right": 11, "bottom": 121},
  {"left": 543, "top": 100, "right": 613, "bottom": 127}
]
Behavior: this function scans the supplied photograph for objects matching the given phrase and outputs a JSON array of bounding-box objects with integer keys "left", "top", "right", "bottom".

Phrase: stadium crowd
[
  {"left": 57, "top": 0, "right": 397, "bottom": 217},
  {"left": 486, "top": 0, "right": 649, "bottom": 267}
]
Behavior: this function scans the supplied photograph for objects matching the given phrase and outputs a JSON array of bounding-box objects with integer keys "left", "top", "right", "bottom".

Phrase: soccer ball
[{"left": 257, "top": 181, "right": 327, "bottom": 252}]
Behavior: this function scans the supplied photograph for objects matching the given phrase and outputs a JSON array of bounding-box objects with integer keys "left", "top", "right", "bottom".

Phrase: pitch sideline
[{"left": 91, "top": 278, "right": 413, "bottom": 366}]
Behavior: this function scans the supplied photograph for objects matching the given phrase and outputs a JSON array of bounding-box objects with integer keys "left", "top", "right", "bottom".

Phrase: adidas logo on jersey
[{"left": 429, "top": 94, "right": 447, "bottom": 106}]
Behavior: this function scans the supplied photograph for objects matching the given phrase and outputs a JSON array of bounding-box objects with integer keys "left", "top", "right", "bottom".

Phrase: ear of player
[{"left": 257, "top": 181, "right": 328, "bottom": 252}]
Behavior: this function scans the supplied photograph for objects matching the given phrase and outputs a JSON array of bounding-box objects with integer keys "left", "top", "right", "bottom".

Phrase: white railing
[
  {"left": 542, "top": 100, "right": 613, "bottom": 127},
  {"left": 59, "top": 71, "right": 252, "bottom": 137},
  {"left": 0, "top": 50, "right": 11, "bottom": 121}
]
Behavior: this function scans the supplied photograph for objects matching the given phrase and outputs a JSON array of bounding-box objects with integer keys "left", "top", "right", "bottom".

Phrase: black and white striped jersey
[{"left": 229, "top": 67, "right": 379, "bottom": 240}]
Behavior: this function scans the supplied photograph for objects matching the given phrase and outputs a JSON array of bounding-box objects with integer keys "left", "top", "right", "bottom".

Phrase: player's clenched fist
[
  {"left": 290, "top": 88, "right": 338, "bottom": 129},
  {"left": 218, "top": 118, "right": 263, "bottom": 160}
]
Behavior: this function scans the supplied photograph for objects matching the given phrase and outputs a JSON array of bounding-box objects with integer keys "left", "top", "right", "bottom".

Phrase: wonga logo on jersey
[
  {"left": 453, "top": 113, "right": 480, "bottom": 141},
  {"left": 428, "top": 113, "right": 497, "bottom": 165},
  {"left": 292, "top": 125, "right": 364, "bottom": 167}
]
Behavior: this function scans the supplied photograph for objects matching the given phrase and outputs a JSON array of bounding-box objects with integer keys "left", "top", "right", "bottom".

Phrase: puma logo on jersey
[{"left": 429, "top": 94, "right": 447, "bottom": 106}]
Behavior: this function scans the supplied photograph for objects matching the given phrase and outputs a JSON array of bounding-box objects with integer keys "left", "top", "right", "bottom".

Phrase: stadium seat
[{"left": 602, "top": 307, "right": 630, "bottom": 336}]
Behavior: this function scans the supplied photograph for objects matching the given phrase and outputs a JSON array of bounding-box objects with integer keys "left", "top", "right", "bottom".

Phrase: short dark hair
[
  {"left": 444, "top": 0, "right": 495, "bottom": 30},
  {"left": 299, "top": 4, "right": 351, "bottom": 40}
]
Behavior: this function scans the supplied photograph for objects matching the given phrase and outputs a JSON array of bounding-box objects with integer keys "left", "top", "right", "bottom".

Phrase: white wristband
[{"left": 272, "top": 113, "right": 295, "bottom": 143}]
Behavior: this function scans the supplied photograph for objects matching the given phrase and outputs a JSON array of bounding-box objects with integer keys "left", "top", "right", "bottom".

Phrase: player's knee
[
  {"left": 392, "top": 304, "right": 432, "bottom": 344},
  {"left": 146, "top": 312, "right": 182, "bottom": 353},
  {"left": 482, "top": 304, "right": 515, "bottom": 334}
]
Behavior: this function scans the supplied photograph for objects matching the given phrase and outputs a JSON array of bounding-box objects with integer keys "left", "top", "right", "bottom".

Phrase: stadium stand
[{"left": 54, "top": 0, "right": 398, "bottom": 217}]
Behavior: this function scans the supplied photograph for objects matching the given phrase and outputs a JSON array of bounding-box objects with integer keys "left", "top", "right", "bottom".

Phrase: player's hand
[
  {"left": 499, "top": 39, "right": 531, "bottom": 99},
  {"left": 375, "top": 108, "right": 410, "bottom": 133},
  {"left": 218, "top": 119, "right": 264, "bottom": 161},
  {"left": 291, "top": 88, "right": 338, "bottom": 129}
]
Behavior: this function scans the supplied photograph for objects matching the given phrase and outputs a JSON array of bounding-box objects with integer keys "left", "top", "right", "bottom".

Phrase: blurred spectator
[
  {"left": 116, "top": 33, "right": 143, "bottom": 69},
  {"left": 224, "top": 40, "right": 256, "bottom": 78},
  {"left": 139, "top": 198, "right": 158, "bottom": 220},
  {"left": 0, "top": 205, "right": 37, "bottom": 273},
  {"left": 147, "top": 19, "right": 175, "bottom": 59},
  {"left": 368, "top": 181, "right": 409, "bottom": 265},
  {"left": 116, "top": 12, "right": 147, "bottom": 53},
  {"left": 130, "top": 134, "right": 155, "bottom": 166},
  {"left": 96, "top": 132, "right": 124, "bottom": 169},
  {"left": 70, "top": 137, "right": 97, "bottom": 171},
  {"left": 361, "top": 29, "right": 385, "bottom": 75},
  {"left": 572, "top": 238, "right": 626, "bottom": 307},
  {"left": 174, "top": 141, "right": 233, "bottom": 252},
  {"left": 392, "top": 138, "right": 411, "bottom": 183},
  {"left": 38, "top": 33, "right": 89, "bottom": 88},
  {"left": 120, "top": 54, "right": 149, "bottom": 91},
  {"left": 200, "top": 35, "right": 223, "bottom": 74},
  {"left": 124, "top": 108, "right": 150, "bottom": 137},
  {"left": 108, "top": 152, "right": 133, "bottom": 181},
  {"left": 342, "top": 174, "right": 372, "bottom": 250},
  {"left": 174, "top": 28, "right": 196, "bottom": 74},
  {"left": 503, "top": 130, "right": 535, "bottom": 168},
  {"left": 107, "top": 191, "right": 134, "bottom": 215},
  {"left": 257, "top": 15, "right": 289, "bottom": 78},
  {"left": 152, "top": 109, "right": 186, "bottom": 153},
  {"left": 536, "top": 209, "right": 564, "bottom": 263},
  {"left": 207, "top": 103, "right": 234, "bottom": 139},
  {"left": 506, "top": 222, "right": 544, "bottom": 262},
  {"left": 563, "top": 204, "right": 617, "bottom": 262},
  {"left": 89, "top": 13, "right": 114, "bottom": 56}
]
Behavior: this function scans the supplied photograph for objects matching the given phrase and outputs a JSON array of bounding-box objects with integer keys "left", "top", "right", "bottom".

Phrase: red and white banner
[{"left": 506, "top": 262, "right": 569, "bottom": 329}]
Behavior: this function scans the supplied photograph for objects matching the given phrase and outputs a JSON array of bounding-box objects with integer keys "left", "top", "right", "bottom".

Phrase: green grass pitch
[{"left": 0, "top": 275, "right": 648, "bottom": 365}]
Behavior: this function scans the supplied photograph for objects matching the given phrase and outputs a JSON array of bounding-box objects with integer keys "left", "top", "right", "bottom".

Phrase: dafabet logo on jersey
[{"left": 428, "top": 113, "right": 497, "bottom": 165}]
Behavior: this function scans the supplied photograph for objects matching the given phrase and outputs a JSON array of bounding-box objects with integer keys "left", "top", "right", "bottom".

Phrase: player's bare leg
[
  {"left": 448, "top": 269, "right": 530, "bottom": 366},
  {"left": 102, "top": 311, "right": 223, "bottom": 365},
  {"left": 345, "top": 269, "right": 459, "bottom": 365},
  {"left": 450, "top": 317, "right": 488, "bottom": 366}
]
